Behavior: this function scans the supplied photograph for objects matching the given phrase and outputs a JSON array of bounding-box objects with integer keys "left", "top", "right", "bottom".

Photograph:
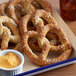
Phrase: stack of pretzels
[{"left": 0, "top": 0, "right": 72, "bottom": 66}]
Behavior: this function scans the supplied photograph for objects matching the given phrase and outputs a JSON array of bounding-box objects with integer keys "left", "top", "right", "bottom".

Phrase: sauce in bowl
[{"left": 0, "top": 53, "right": 21, "bottom": 69}]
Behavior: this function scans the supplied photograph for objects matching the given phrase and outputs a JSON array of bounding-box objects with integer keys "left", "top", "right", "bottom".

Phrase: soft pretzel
[
  {"left": 22, "top": 29, "right": 72, "bottom": 66},
  {"left": 0, "top": 16, "right": 22, "bottom": 52}
]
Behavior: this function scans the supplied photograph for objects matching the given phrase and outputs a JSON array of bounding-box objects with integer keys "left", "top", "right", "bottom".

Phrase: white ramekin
[{"left": 0, "top": 49, "right": 24, "bottom": 76}]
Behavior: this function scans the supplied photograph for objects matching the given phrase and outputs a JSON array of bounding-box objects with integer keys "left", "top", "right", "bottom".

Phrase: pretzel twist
[
  {"left": 22, "top": 29, "right": 72, "bottom": 66},
  {"left": 21, "top": 9, "right": 72, "bottom": 66}
]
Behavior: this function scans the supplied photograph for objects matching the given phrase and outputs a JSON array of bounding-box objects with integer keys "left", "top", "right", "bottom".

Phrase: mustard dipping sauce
[{"left": 0, "top": 53, "right": 21, "bottom": 69}]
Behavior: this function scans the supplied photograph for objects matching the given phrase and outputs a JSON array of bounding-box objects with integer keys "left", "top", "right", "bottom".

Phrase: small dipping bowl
[{"left": 0, "top": 49, "right": 24, "bottom": 76}]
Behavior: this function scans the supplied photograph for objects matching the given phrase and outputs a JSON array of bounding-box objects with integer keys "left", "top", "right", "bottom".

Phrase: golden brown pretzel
[
  {"left": 0, "top": 16, "right": 22, "bottom": 52},
  {"left": 22, "top": 29, "right": 72, "bottom": 66}
]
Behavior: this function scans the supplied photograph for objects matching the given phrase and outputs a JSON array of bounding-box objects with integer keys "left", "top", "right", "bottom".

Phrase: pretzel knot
[
  {"left": 22, "top": 27, "right": 72, "bottom": 66},
  {"left": 21, "top": 9, "right": 72, "bottom": 66},
  {"left": 0, "top": 16, "right": 22, "bottom": 52}
]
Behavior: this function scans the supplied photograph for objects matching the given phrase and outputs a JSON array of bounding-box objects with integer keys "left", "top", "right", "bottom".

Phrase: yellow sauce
[{"left": 0, "top": 53, "right": 21, "bottom": 69}]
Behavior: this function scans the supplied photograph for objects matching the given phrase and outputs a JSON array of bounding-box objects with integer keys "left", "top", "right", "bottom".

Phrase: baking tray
[{"left": 0, "top": 0, "right": 76, "bottom": 76}]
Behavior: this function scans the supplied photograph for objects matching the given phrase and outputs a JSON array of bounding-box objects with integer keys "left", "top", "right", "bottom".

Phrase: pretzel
[
  {"left": 0, "top": 16, "right": 22, "bottom": 52},
  {"left": 22, "top": 29, "right": 72, "bottom": 66}
]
